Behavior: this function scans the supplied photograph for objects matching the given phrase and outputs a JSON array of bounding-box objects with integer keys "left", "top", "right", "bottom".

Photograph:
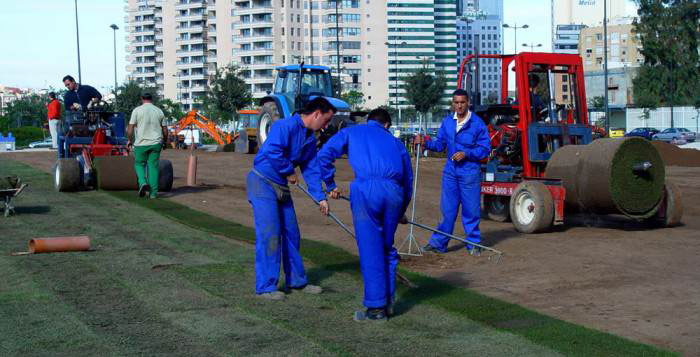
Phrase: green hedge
[{"left": 2, "top": 126, "right": 45, "bottom": 147}]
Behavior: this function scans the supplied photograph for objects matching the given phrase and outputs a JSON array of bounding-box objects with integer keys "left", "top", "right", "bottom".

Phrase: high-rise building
[
  {"left": 456, "top": 0, "right": 502, "bottom": 104},
  {"left": 553, "top": 24, "right": 586, "bottom": 54},
  {"left": 124, "top": 0, "right": 458, "bottom": 111},
  {"left": 551, "top": 0, "right": 633, "bottom": 50}
]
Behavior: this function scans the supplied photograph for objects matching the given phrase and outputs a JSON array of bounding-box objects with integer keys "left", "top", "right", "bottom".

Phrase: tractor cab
[
  {"left": 273, "top": 65, "right": 334, "bottom": 111},
  {"left": 256, "top": 63, "right": 351, "bottom": 146}
]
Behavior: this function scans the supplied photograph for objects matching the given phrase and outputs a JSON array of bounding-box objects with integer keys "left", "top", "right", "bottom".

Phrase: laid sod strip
[
  {"left": 110, "top": 189, "right": 672, "bottom": 355},
  {"left": 2, "top": 158, "right": 675, "bottom": 356},
  {"left": 1, "top": 159, "right": 563, "bottom": 357}
]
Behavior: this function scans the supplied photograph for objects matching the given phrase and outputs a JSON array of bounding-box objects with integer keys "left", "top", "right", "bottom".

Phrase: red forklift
[{"left": 459, "top": 52, "right": 592, "bottom": 233}]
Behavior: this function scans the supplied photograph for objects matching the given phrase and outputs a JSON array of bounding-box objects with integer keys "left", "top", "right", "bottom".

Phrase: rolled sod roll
[
  {"left": 94, "top": 156, "right": 139, "bottom": 190},
  {"left": 545, "top": 137, "right": 665, "bottom": 219}
]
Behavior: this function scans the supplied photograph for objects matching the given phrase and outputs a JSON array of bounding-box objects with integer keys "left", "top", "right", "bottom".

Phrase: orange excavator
[{"left": 173, "top": 110, "right": 232, "bottom": 146}]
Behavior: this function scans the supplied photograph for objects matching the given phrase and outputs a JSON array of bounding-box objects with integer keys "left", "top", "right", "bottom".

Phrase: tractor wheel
[
  {"left": 484, "top": 195, "right": 511, "bottom": 222},
  {"left": 54, "top": 158, "right": 81, "bottom": 192},
  {"left": 648, "top": 180, "right": 683, "bottom": 227},
  {"left": 509, "top": 181, "right": 554, "bottom": 234},
  {"left": 258, "top": 102, "right": 280, "bottom": 146},
  {"left": 158, "top": 159, "right": 174, "bottom": 192}
]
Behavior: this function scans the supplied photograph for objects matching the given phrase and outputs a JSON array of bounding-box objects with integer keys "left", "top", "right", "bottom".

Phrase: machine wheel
[
  {"left": 158, "top": 160, "right": 174, "bottom": 192},
  {"left": 510, "top": 181, "right": 554, "bottom": 234},
  {"left": 484, "top": 195, "right": 511, "bottom": 222},
  {"left": 258, "top": 102, "right": 280, "bottom": 146},
  {"left": 54, "top": 158, "right": 81, "bottom": 192},
  {"left": 649, "top": 180, "right": 683, "bottom": 227}
]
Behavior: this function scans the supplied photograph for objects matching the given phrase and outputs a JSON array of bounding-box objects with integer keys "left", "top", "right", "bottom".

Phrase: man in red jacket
[{"left": 46, "top": 92, "right": 61, "bottom": 149}]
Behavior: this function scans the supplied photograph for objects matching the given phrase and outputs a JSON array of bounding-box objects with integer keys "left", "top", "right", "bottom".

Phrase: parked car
[
  {"left": 609, "top": 128, "right": 625, "bottom": 138},
  {"left": 625, "top": 127, "right": 659, "bottom": 140},
  {"left": 28, "top": 137, "right": 52, "bottom": 148},
  {"left": 652, "top": 128, "right": 693, "bottom": 143},
  {"left": 677, "top": 128, "right": 696, "bottom": 142}
]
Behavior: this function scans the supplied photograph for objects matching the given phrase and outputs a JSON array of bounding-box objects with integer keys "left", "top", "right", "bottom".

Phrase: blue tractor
[{"left": 256, "top": 63, "right": 358, "bottom": 147}]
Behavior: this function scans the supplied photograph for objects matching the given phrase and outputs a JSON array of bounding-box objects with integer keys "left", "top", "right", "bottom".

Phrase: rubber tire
[
  {"left": 54, "top": 158, "right": 81, "bottom": 192},
  {"left": 158, "top": 159, "right": 174, "bottom": 192},
  {"left": 257, "top": 102, "right": 280, "bottom": 146},
  {"left": 509, "top": 181, "right": 554, "bottom": 234},
  {"left": 484, "top": 195, "right": 511, "bottom": 222}
]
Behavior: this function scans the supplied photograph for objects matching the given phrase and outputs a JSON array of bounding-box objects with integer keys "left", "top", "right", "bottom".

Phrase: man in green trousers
[{"left": 127, "top": 93, "right": 167, "bottom": 198}]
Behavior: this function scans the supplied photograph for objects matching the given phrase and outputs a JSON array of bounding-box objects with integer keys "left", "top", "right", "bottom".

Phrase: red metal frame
[{"left": 459, "top": 53, "right": 591, "bottom": 225}]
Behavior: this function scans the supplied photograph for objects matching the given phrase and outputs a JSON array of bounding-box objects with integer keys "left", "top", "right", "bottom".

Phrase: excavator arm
[{"left": 174, "top": 110, "right": 232, "bottom": 145}]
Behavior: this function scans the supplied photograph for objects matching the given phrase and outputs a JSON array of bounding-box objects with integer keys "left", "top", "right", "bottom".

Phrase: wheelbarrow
[{"left": 1, "top": 176, "right": 28, "bottom": 217}]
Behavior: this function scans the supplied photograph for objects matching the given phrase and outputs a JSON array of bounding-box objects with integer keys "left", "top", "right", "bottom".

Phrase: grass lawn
[{"left": 0, "top": 158, "right": 675, "bottom": 356}]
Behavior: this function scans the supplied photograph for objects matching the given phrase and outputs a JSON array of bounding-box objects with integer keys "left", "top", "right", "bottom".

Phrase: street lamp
[
  {"left": 502, "top": 23, "right": 529, "bottom": 54},
  {"left": 74, "top": 0, "right": 82, "bottom": 82},
  {"left": 110, "top": 24, "right": 119, "bottom": 106},
  {"left": 522, "top": 42, "right": 542, "bottom": 52},
  {"left": 384, "top": 40, "right": 407, "bottom": 121}
]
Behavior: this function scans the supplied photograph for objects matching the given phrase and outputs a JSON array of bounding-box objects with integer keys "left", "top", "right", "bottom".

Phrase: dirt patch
[
  {"left": 5, "top": 149, "right": 700, "bottom": 355},
  {"left": 652, "top": 141, "right": 700, "bottom": 167}
]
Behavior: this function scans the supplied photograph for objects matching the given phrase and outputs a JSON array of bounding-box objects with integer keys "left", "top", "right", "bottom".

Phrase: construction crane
[{"left": 174, "top": 110, "right": 232, "bottom": 146}]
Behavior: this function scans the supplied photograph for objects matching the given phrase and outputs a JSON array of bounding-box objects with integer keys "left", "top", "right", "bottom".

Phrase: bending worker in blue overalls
[
  {"left": 318, "top": 108, "right": 413, "bottom": 321},
  {"left": 246, "top": 97, "right": 336, "bottom": 300},
  {"left": 414, "top": 89, "right": 490, "bottom": 255}
]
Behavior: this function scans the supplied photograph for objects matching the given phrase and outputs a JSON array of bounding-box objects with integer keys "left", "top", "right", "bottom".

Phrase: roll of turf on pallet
[
  {"left": 545, "top": 137, "right": 665, "bottom": 219},
  {"left": 94, "top": 156, "right": 139, "bottom": 190}
]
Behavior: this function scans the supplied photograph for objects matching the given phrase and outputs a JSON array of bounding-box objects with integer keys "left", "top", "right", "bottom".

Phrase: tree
[
  {"left": 588, "top": 96, "right": 606, "bottom": 111},
  {"left": 159, "top": 98, "right": 185, "bottom": 124},
  {"left": 113, "top": 81, "right": 159, "bottom": 119},
  {"left": 403, "top": 61, "right": 447, "bottom": 125},
  {"left": 632, "top": 0, "right": 700, "bottom": 109},
  {"left": 341, "top": 90, "right": 365, "bottom": 111},
  {"left": 200, "top": 64, "right": 252, "bottom": 124},
  {"left": 0, "top": 94, "right": 48, "bottom": 129}
]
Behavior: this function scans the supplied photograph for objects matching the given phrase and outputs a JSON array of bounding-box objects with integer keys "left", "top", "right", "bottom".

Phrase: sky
[{"left": 0, "top": 0, "right": 639, "bottom": 92}]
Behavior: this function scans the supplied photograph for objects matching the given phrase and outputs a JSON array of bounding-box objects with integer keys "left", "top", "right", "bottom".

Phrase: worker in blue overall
[
  {"left": 318, "top": 108, "right": 413, "bottom": 321},
  {"left": 414, "top": 89, "right": 491, "bottom": 255},
  {"left": 246, "top": 97, "right": 336, "bottom": 300}
]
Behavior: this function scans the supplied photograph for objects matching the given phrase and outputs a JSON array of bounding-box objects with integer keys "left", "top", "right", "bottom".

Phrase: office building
[
  {"left": 553, "top": 24, "right": 586, "bottom": 54},
  {"left": 578, "top": 18, "right": 643, "bottom": 71},
  {"left": 456, "top": 0, "right": 503, "bottom": 104}
]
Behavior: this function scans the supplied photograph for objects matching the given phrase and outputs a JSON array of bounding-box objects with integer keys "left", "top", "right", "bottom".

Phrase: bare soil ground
[{"left": 7, "top": 149, "right": 700, "bottom": 355}]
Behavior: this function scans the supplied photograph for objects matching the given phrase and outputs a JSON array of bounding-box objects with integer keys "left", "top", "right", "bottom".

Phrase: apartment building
[
  {"left": 578, "top": 18, "right": 643, "bottom": 72},
  {"left": 125, "top": 0, "right": 458, "bottom": 111}
]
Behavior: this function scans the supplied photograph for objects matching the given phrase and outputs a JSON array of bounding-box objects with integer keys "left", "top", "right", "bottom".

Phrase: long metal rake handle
[
  {"left": 338, "top": 195, "right": 503, "bottom": 257},
  {"left": 294, "top": 184, "right": 354, "bottom": 238}
]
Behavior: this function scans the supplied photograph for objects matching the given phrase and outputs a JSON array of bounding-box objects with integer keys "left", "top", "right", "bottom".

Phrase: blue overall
[
  {"left": 318, "top": 121, "right": 413, "bottom": 308},
  {"left": 246, "top": 114, "right": 325, "bottom": 294},
  {"left": 424, "top": 112, "right": 490, "bottom": 252}
]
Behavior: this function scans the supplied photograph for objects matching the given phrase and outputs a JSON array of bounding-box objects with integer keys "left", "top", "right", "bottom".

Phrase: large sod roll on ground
[
  {"left": 94, "top": 156, "right": 139, "bottom": 190},
  {"left": 545, "top": 137, "right": 665, "bottom": 219}
]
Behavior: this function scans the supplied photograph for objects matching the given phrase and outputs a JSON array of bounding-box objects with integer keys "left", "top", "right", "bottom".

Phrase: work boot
[
  {"left": 256, "top": 291, "right": 285, "bottom": 301},
  {"left": 421, "top": 244, "right": 442, "bottom": 253},
  {"left": 291, "top": 284, "right": 323, "bottom": 294},
  {"left": 138, "top": 184, "right": 150, "bottom": 198},
  {"left": 353, "top": 308, "right": 388, "bottom": 322}
]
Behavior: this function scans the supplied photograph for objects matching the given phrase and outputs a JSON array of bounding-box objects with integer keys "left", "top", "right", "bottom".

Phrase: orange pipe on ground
[{"left": 29, "top": 236, "right": 91, "bottom": 254}]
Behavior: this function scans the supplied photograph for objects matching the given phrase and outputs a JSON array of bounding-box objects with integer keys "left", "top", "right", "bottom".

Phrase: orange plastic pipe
[{"left": 29, "top": 236, "right": 91, "bottom": 254}]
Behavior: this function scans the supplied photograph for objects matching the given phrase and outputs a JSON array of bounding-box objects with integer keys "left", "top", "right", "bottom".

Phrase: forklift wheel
[
  {"left": 158, "top": 160, "right": 174, "bottom": 192},
  {"left": 483, "top": 195, "right": 511, "bottom": 222},
  {"left": 509, "top": 181, "right": 553, "bottom": 234},
  {"left": 54, "top": 158, "right": 81, "bottom": 192}
]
